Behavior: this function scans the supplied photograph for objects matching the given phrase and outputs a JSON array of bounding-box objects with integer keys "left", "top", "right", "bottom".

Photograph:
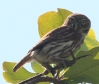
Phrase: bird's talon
[{"left": 50, "top": 68, "right": 56, "bottom": 76}]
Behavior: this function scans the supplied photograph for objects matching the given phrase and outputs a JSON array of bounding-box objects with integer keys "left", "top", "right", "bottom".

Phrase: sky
[{"left": 0, "top": 0, "right": 99, "bottom": 84}]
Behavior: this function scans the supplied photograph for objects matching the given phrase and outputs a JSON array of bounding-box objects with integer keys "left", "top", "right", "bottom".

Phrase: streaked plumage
[{"left": 13, "top": 14, "right": 91, "bottom": 74}]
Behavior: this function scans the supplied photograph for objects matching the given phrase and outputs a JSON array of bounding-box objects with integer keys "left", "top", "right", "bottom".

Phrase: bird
[{"left": 13, "top": 13, "right": 91, "bottom": 75}]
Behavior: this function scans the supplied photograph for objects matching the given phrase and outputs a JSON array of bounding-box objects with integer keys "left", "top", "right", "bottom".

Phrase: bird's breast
[{"left": 33, "top": 35, "right": 84, "bottom": 64}]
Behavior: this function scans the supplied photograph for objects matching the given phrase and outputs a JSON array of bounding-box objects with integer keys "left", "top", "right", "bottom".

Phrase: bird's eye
[
  {"left": 81, "top": 20, "right": 86, "bottom": 25},
  {"left": 69, "top": 18, "right": 75, "bottom": 23}
]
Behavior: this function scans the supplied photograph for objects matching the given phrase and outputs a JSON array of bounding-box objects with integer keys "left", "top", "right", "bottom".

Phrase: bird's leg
[
  {"left": 70, "top": 50, "right": 76, "bottom": 62},
  {"left": 64, "top": 51, "right": 91, "bottom": 67},
  {"left": 49, "top": 50, "right": 76, "bottom": 78},
  {"left": 53, "top": 50, "right": 76, "bottom": 69},
  {"left": 64, "top": 49, "right": 76, "bottom": 67},
  {"left": 41, "top": 62, "right": 56, "bottom": 76},
  {"left": 49, "top": 56, "right": 71, "bottom": 78}
]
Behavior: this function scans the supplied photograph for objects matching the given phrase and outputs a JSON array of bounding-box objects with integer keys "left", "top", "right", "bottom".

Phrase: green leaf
[
  {"left": 38, "top": 8, "right": 72, "bottom": 37},
  {"left": 63, "top": 47, "right": 99, "bottom": 84},
  {"left": 31, "top": 61, "right": 54, "bottom": 77},
  {"left": 31, "top": 61, "right": 44, "bottom": 73},
  {"left": 3, "top": 62, "right": 36, "bottom": 84},
  {"left": 38, "top": 82, "right": 50, "bottom": 84},
  {"left": 84, "top": 29, "right": 99, "bottom": 49}
]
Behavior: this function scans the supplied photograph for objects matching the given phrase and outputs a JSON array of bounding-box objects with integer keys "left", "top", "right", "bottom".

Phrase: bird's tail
[{"left": 13, "top": 52, "right": 34, "bottom": 72}]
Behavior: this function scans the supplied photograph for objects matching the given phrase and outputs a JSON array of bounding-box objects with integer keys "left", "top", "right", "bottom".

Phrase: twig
[
  {"left": 27, "top": 76, "right": 64, "bottom": 84},
  {"left": 76, "top": 54, "right": 91, "bottom": 60},
  {"left": 19, "top": 74, "right": 43, "bottom": 84}
]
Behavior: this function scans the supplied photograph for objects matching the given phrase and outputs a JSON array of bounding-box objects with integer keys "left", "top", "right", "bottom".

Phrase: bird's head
[{"left": 63, "top": 13, "right": 91, "bottom": 36}]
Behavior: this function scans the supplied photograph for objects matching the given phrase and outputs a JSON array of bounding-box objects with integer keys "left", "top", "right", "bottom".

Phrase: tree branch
[{"left": 28, "top": 76, "right": 64, "bottom": 84}]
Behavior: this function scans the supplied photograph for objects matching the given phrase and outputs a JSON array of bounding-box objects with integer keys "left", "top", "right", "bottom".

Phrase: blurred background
[{"left": 0, "top": 0, "right": 99, "bottom": 84}]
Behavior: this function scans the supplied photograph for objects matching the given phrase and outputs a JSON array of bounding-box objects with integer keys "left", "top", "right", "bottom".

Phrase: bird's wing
[{"left": 30, "top": 26, "right": 74, "bottom": 52}]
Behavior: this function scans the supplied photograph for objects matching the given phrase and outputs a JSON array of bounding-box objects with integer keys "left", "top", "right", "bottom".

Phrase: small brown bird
[{"left": 13, "top": 13, "right": 91, "bottom": 75}]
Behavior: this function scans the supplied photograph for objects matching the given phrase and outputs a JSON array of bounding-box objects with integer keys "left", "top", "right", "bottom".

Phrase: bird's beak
[{"left": 71, "top": 23, "right": 78, "bottom": 30}]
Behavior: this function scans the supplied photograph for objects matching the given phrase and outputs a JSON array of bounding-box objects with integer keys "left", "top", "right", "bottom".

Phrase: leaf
[
  {"left": 31, "top": 61, "right": 44, "bottom": 73},
  {"left": 62, "top": 47, "right": 99, "bottom": 84},
  {"left": 38, "top": 82, "right": 50, "bottom": 84},
  {"left": 31, "top": 61, "right": 53, "bottom": 77},
  {"left": 84, "top": 29, "right": 99, "bottom": 49},
  {"left": 38, "top": 8, "right": 72, "bottom": 37},
  {"left": 3, "top": 62, "right": 36, "bottom": 84}
]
